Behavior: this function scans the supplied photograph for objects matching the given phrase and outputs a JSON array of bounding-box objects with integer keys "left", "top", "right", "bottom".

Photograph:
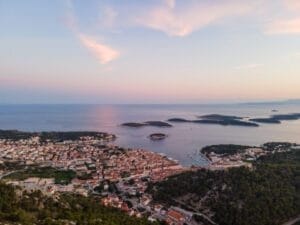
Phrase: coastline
[{"left": 0, "top": 129, "right": 299, "bottom": 225}]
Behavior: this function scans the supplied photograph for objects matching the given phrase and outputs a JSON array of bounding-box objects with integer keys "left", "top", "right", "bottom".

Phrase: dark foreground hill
[
  {"left": 148, "top": 149, "right": 300, "bottom": 225},
  {"left": 0, "top": 183, "right": 158, "bottom": 225}
]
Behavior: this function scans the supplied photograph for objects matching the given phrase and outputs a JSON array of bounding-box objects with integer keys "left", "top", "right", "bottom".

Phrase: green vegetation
[
  {"left": 149, "top": 149, "right": 300, "bottom": 225},
  {"left": 262, "top": 142, "right": 295, "bottom": 151},
  {"left": 4, "top": 167, "right": 76, "bottom": 185},
  {"left": 201, "top": 144, "right": 252, "bottom": 156},
  {"left": 0, "top": 130, "right": 34, "bottom": 141},
  {"left": 0, "top": 183, "right": 158, "bottom": 225}
]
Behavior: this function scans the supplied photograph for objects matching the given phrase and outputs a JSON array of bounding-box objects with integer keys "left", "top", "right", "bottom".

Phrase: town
[
  {"left": 0, "top": 133, "right": 193, "bottom": 225},
  {"left": 0, "top": 132, "right": 298, "bottom": 225},
  {"left": 203, "top": 142, "right": 298, "bottom": 170}
]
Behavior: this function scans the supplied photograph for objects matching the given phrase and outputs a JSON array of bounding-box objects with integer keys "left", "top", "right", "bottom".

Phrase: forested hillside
[{"left": 149, "top": 149, "right": 300, "bottom": 225}]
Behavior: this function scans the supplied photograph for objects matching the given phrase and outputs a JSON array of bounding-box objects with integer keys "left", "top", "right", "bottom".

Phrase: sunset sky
[{"left": 1, "top": 0, "right": 300, "bottom": 104}]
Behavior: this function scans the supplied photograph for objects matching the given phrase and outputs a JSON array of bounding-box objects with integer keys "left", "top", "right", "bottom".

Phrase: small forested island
[
  {"left": 194, "top": 114, "right": 259, "bottom": 127},
  {"left": 149, "top": 133, "right": 167, "bottom": 141},
  {"left": 167, "top": 118, "right": 191, "bottom": 122},
  {"left": 271, "top": 113, "right": 300, "bottom": 120},
  {"left": 121, "top": 121, "right": 172, "bottom": 128},
  {"left": 249, "top": 118, "right": 281, "bottom": 123},
  {"left": 193, "top": 119, "right": 259, "bottom": 127},
  {"left": 250, "top": 113, "right": 300, "bottom": 124},
  {"left": 123, "top": 113, "right": 300, "bottom": 129},
  {"left": 198, "top": 114, "right": 244, "bottom": 120}
]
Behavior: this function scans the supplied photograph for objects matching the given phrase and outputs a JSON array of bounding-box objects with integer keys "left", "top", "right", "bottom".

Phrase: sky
[{"left": 1, "top": 0, "right": 300, "bottom": 104}]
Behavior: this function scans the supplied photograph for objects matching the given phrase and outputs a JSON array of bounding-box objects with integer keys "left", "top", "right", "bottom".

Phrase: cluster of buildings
[
  {"left": 0, "top": 136, "right": 185, "bottom": 183},
  {"left": 0, "top": 135, "right": 192, "bottom": 224},
  {"left": 101, "top": 192, "right": 193, "bottom": 225},
  {"left": 207, "top": 146, "right": 286, "bottom": 170},
  {"left": 6, "top": 177, "right": 90, "bottom": 196}
]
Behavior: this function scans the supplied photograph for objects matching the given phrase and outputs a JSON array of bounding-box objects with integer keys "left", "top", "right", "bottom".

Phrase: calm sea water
[{"left": 0, "top": 103, "right": 300, "bottom": 166}]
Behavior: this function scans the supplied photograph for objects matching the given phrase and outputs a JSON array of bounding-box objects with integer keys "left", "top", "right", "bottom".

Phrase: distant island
[
  {"left": 121, "top": 121, "right": 172, "bottom": 128},
  {"left": 193, "top": 119, "right": 259, "bottom": 127},
  {"left": 123, "top": 113, "right": 300, "bottom": 129},
  {"left": 250, "top": 113, "right": 300, "bottom": 124},
  {"left": 167, "top": 118, "right": 191, "bottom": 122},
  {"left": 249, "top": 118, "right": 281, "bottom": 123},
  {"left": 198, "top": 114, "right": 244, "bottom": 120},
  {"left": 168, "top": 114, "right": 259, "bottom": 127},
  {"left": 192, "top": 114, "right": 258, "bottom": 127}
]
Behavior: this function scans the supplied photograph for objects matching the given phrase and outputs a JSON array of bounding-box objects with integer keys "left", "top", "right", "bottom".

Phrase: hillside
[
  {"left": 149, "top": 149, "right": 300, "bottom": 225},
  {"left": 0, "top": 183, "right": 158, "bottom": 225}
]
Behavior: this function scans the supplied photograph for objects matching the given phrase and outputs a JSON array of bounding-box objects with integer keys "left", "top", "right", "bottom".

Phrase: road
[
  {"left": 283, "top": 215, "right": 300, "bottom": 225},
  {"left": 0, "top": 170, "right": 20, "bottom": 180},
  {"left": 171, "top": 198, "right": 217, "bottom": 225}
]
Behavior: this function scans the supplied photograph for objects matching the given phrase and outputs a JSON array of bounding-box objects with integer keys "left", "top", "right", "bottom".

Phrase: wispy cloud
[
  {"left": 64, "top": 0, "right": 120, "bottom": 64},
  {"left": 234, "top": 63, "right": 263, "bottom": 70},
  {"left": 164, "top": 0, "right": 176, "bottom": 9},
  {"left": 265, "top": 0, "right": 300, "bottom": 35},
  {"left": 284, "top": 0, "right": 300, "bottom": 11},
  {"left": 266, "top": 18, "right": 300, "bottom": 34},
  {"left": 136, "top": 0, "right": 254, "bottom": 37},
  {"left": 78, "top": 34, "right": 120, "bottom": 64},
  {"left": 98, "top": 6, "right": 118, "bottom": 28}
]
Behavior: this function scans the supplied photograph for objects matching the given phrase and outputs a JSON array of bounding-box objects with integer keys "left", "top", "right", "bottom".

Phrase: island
[
  {"left": 198, "top": 114, "right": 244, "bottom": 120},
  {"left": 192, "top": 119, "right": 259, "bottom": 127},
  {"left": 121, "top": 121, "right": 172, "bottom": 128},
  {"left": 122, "top": 113, "right": 300, "bottom": 129},
  {"left": 249, "top": 113, "right": 300, "bottom": 124},
  {"left": 149, "top": 133, "right": 167, "bottom": 141},
  {"left": 121, "top": 122, "right": 146, "bottom": 127},
  {"left": 271, "top": 113, "right": 300, "bottom": 120},
  {"left": 167, "top": 118, "right": 191, "bottom": 122},
  {"left": 249, "top": 118, "right": 281, "bottom": 124},
  {"left": 193, "top": 114, "right": 259, "bottom": 127}
]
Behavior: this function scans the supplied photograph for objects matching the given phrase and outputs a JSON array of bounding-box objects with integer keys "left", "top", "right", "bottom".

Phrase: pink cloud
[
  {"left": 266, "top": 17, "right": 300, "bottom": 34},
  {"left": 284, "top": 0, "right": 300, "bottom": 11},
  {"left": 265, "top": 0, "right": 300, "bottom": 35},
  {"left": 78, "top": 34, "right": 120, "bottom": 64},
  {"left": 136, "top": 0, "right": 254, "bottom": 37},
  {"left": 234, "top": 63, "right": 263, "bottom": 70}
]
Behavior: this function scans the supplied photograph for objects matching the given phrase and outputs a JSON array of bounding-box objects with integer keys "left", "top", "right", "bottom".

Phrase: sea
[{"left": 0, "top": 103, "right": 300, "bottom": 166}]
